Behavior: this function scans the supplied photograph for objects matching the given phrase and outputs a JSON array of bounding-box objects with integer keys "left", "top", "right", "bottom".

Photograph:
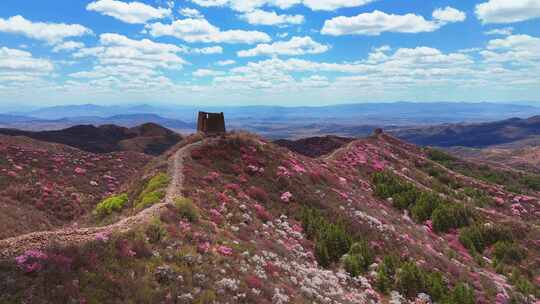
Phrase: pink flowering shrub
[
  {"left": 281, "top": 191, "right": 293, "bottom": 203},
  {"left": 247, "top": 186, "right": 269, "bottom": 203},
  {"left": 217, "top": 245, "right": 233, "bottom": 256},
  {"left": 203, "top": 172, "right": 220, "bottom": 183},
  {"left": 15, "top": 250, "right": 48, "bottom": 273},
  {"left": 198, "top": 241, "right": 210, "bottom": 254},
  {"left": 254, "top": 203, "right": 272, "bottom": 222}
]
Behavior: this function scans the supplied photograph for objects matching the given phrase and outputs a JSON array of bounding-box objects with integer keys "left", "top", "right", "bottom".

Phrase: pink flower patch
[
  {"left": 209, "top": 209, "right": 223, "bottom": 224},
  {"left": 494, "top": 197, "right": 505, "bottom": 206},
  {"left": 217, "top": 245, "right": 233, "bottom": 256},
  {"left": 198, "top": 242, "right": 210, "bottom": 254},
  {"left": 179, "top": 221, "right": 191, "bottom": 232},
  {"left": 95, "top": 232, "right": 109, "bottom": 242},
  {"left": 15, "top": 250, "right": 48, "bottom": 273},
  {"left": 254, "top": 203, "right": 272, "bottom": 222},
  {"left": 204, "top": 172, "right": 220, "bottom": 183},
  {"left": 277, "top": 166, "right": 291, "bottom": 178},
  {"left": 281, "top": 191, "right": 293, "bottom": 203},
  {"left": 74, "top": 167, "right": 87, "bottom": 175}
]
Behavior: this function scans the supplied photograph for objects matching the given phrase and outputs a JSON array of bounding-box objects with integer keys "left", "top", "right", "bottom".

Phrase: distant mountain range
[
  {"left": 0, "top": 113, "right": 195, "bottom": 132},
  {"left": 0, "top": 123, "right": 182, "bottom": 155},
  {"left": 392, "top": 116, "right": 540, "bottom": 148},
  {"left": 5, "top": 102, "right": 540, "bottom": 126}
]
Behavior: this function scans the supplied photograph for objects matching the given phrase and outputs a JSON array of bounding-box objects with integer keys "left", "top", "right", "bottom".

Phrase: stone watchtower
[{"left": 197, "top": 112, "right": 226, "bottom": 134}]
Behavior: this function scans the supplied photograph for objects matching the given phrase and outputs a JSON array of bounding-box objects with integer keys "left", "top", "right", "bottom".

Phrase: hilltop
[
  {"left": 0, "top": 131, "right": 538, "bottom": 303},
  {"left": 0, "top": 123, "right": 182, "bottom": 156}
]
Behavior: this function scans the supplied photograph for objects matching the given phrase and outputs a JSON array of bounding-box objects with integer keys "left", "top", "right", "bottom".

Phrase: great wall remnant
[{"left": 197, "top": 111, "right": 226, "bottom": 134}]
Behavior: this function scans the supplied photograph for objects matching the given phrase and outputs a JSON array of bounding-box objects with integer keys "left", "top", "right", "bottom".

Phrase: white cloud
[
  {"left": 238, "top": 36, "right": 329, "bottom": 57},
  {"left": 73, "top": 33, "right": 187, "bottom": 70},
  {"left": 481, "top": 34, "right": 540, "bottom": 63},
  {"left": 193, "top": 69, "right": 225, "bottom": 77},
  {"left": 146, "top": 18, "right": 271, "bottom": 44},
  {"left": 179, "top": 7, "right": 204, "bottom": 19},
  {"left": 216, "top": 59, "right": 236, "bottom": 66},
  {"left": 0, "top": 15, "right": 92, "bottom": 45},
  {"left": 321, "top": 8, "right": 465, "bottom": 36},
  {"left": 0, "top": 47, "right": 53, "bottom": 85},
  {"left": 240, "top": 9, "right": 304, "bottom": 26},
  {"left": 432, "top": 7, "right": 466, "bottom": 23},
  {"left": 302, "top": 0, "right": 375, "bottom": 11},
  {"left": 0, "top": 47, "right": 53, "bottom": 72},
  {"left": 192, "top": 46, "right": 223, "bottom": 54},
  {"left": 484, "top": 27, "right": 514, "bottom": 35},
  {"left": 475, "top": 0, "right": 540, "bottom": 24},
  {"left": 52, "top": 41, "right": 86, "bottom": 53},
  {"left": 190, "top": 0, "right": 376, "bottom": 12},
  {"left": 87, "top": 0, "right": 171, "bottom": 24}
]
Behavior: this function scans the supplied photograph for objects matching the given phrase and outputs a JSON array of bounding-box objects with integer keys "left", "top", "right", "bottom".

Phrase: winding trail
[{"left": 0, "top": 141, "right": 196, "bottom": 260}]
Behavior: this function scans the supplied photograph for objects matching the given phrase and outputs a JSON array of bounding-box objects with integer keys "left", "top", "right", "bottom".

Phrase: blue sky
[{"left": 0, "top": 0, "right": 539, "bottom": 107}]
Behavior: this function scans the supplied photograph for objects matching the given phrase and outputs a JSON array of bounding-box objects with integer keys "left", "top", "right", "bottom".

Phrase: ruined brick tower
[{"left": 197, "top": 112, "right": 226, "bottom": 134}]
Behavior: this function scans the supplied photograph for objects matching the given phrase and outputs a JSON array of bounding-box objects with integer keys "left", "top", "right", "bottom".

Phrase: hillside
[
  {"left": 0, "top": 135, "right": 151, "bottom": 239},
  {"left": 274, "top": 135, "right": 354, "bottom": 157},
  {"left": 0, "top": 123, "right": 182, "bottom": 156},
  {"left": 392, "top": 116, "right": 540, "bottom": 148},
  {"left": 0, "top": 132, "right": 538, "bottom": 303}
]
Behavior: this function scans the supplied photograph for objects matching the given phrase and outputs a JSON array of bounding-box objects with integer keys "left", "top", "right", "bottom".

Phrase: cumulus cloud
[
  {"left": 484, "top": 27, "right": 513, "bottom": 35},
  {"left": 475, "top": 0, "right": 540, "bottom": 24},
  {"left": 0, "top": 47, "right": 54, "bottom": 84},
  {"left": 190, "top": 0, "right": 376, "bottom": 12},
  {"left": 73, "top": 33, "right": 187, "bottom": 71},
  {"left": 0, "top": 15, "right": 92, "bottom": 45},
  {"left": 321, "top": 8, "right": 465, "bottom": 36},
  {"left": 238, "top": 36, "right": 329, "bottom": 57},
  {"left": 146, "top": 18, "right": 271, "bottom": 44},
  {"left": 87, "top": 0, "right": 171, "bottom": 24},
  {"left": 216, "top": 59, "right": 236, "bottom": 66},
  {"left": 193, "top": 69, "right": 225, "bottom": 77},
  {"left": 240, "top": 10, "right": 304, "bottom": 26},
  {"left": 52, "top": 41, "right": 86, "bottom": 53},
  {"left": 481, "top": 34, "right": 540, "bottom": 63},
  {"left": 179, "top": 7, "right": 204, "bottom": 19},
  {"left": 192, "top": 46, "right": 223, "bottom": 54},
  {"left": 432, "top": 7, "right": 466, "bottom": 23}
]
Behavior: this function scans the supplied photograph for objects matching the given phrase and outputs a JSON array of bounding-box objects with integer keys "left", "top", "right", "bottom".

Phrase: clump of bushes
[
  {"left": 427, "top": 148, "right": 540, "bottom": 194},
  {"left": 135, "top": 173, "right": 170, "bottom": 210},
  {"left": 459, "top": 224, "right": 513, "bottom": 254},
  {"left": 300, "top": 208, "right": 352, "bottom": 268},
  {"left": 372, "top": 171, "right": 414, "bottom": 200},
  {"left": 175, "top": 197, "right": 199, "bottom": 223},
  {"left": 431, "top": 203, "right": 473, "bottom": 233},
  {"left": 376, "top": 255, "right": 474, "bottom": 303},
  {"left": 94, "top": 194, "right": 129, "bottom": 217},
  {"left": 492, "top": 241, "right": 526, "bottom": 265},
  {"left": 372, "top": 171, "right": 473, "bottom": 232},
  {"left": 343, "top": 241, "right": 374, "bottom": 277}
]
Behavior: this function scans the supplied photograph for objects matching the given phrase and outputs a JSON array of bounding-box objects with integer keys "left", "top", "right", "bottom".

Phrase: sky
[{"left": 0, "top": 0, "right": 539, "bottom": 108}]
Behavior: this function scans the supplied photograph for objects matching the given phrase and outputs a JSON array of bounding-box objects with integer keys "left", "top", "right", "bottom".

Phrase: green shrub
[
  {"left": 372, "top": 171, "right": 413, "bottom": 199},
  {"left": 144, "top": 173, "right": 170, "bottom": 193},
  {"left": 136, "top": 191, "right": 165, "bottom": 210},
  {"left": 392, "top": 189, "right": 419, "bottom": 210},
  {"left": 146, "top": 220, "right": 167, "bottom": 244},
  {"left": 510, "top": 269, "right": 538, "bottom": 297},
  {"left": 395, "top": 262, "right": 426, "bottom": 298},
  {"left": 445, "top": 283, "right": 475, "bottom": 304},
  {"left": 300, "top": 208, "right": 352, "bottom": 267},
  {"left": 135, "top": 173, "right": 170, "bottom": 210},
  {"left": 411, "top": 192, "right": 443, "bottom": 222},
  {"left": 493, "top": 242, "right": 526, "bottom": 265},
  {"left": 343, "top": 241, "right": 374, "bottom": 277},
  {"left": 94, "top": 194, "right": 129, "bottom": 217},
  {"left": 175, "top": 198, "right": 199, "bottom": 223},
  {"left": 376, "top": 255, "right": 399, "bottom": 293},
  {"left": 432, "top": 203, "right": 473, "bottom": 233},
  {"left": 459, "top": 224, "right": 513, "bottom": 254}
]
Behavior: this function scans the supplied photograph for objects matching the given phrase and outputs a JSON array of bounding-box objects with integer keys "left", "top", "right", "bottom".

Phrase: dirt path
[{"left": 0, "top": 142, "right": 195, "bottom": 260}]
